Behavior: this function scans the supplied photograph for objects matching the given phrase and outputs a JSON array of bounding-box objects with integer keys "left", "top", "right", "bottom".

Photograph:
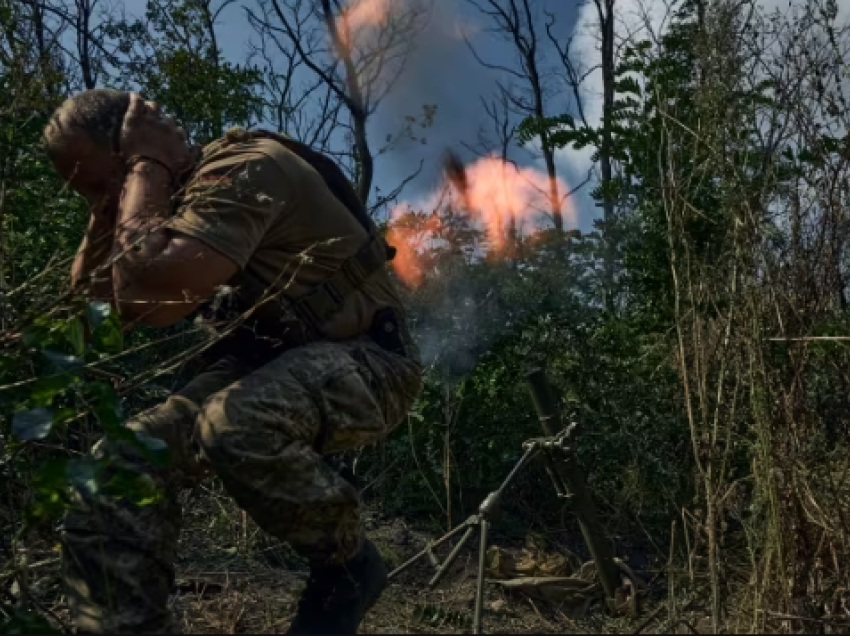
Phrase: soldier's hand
[{"left": 120, "top": 93, "right": 194, "bottom": 177}]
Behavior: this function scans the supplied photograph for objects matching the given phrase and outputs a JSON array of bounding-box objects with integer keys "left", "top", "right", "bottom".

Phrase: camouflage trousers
[{"left": 61, "top": 338, "right": 422, "bottom": 634}]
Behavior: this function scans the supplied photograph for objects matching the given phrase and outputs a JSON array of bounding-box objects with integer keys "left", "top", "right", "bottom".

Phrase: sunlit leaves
[
  {"left": 90, "top": 309, "right": 123, "bottom": 355},
  {"left": 25, "top": 458, "right": 71, "bottom": 525},
  {"left": 67, "top": 317, "right": 86, "bottom": 356},
  {"left": 29, "top": 373, "right": 77, "bottom": 406},
  {"left": 87, "top": 381, "right": 122, "bottom": 431},
  {"left": 86, "top": 300, "right": 111, "bottom": 332}
]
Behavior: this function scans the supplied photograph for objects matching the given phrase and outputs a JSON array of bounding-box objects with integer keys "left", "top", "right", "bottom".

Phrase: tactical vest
[{"left": 198, "top": 129, "right": 411, "bottom": 361}]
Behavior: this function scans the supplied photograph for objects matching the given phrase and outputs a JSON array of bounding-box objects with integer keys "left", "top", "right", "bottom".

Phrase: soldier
[{"left": 42, "top": 88, "right": 422, "bottom": 634}]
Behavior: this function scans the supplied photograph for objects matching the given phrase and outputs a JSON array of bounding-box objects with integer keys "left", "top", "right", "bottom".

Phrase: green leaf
[
  {"left": 26, "top": 458, "right": 71, "bottom": 525},
  {"left": 91, "top": 312, "right": 123, "bottom": 355},
  {"left": 0, "top": 606, "right": 59, "bottom": 634},
  {"left": 87, "top": 301, "right": 111, "bottom": 331},
  {"left": 0, "top": 354, "right": 17, "bottom": 381},
  {"left": 67, "top": 459, "right": 99, "bottom": 499},
  {"left": 21, "top": 325, "right": 50, "bottom": 349},
  {"left": 30, "top": 373, "right": 76, "bottom": 405},
  {"left": 67, "top": 317, "right": 86, "bottom": 356},
  {"left": 103, "top": 467, "right": 162, "bottom": 507},
  {"left": 53, "top": 407, "right": 77, "bottom": 425},
  {"left": 88, "top": 384, "right": 133, "bottom": 440},
  {"left": 12, "top": 407, "right": 55, "bottom": 441},
  {"left": 134, "top": 430, "right": 170, "bottom": 467}
]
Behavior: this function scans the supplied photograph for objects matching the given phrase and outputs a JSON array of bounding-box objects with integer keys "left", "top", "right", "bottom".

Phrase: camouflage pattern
[{"left": 62, "top": 337, "right": 422, "bottom": 634}]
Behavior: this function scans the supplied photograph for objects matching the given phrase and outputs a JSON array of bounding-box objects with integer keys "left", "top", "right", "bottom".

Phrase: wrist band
[{"left": 126, "top": 155, "right": 175, "bottom": 181}]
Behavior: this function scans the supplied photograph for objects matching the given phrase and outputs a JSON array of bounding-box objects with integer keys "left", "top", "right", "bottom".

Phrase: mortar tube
[{"left": 523, "top": 368, "right": 621, "bottom": 601}]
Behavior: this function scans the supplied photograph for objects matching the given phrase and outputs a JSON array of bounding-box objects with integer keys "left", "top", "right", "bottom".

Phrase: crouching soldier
[{"left": 42, "top": 88, "right": 422, "bottom": 634}]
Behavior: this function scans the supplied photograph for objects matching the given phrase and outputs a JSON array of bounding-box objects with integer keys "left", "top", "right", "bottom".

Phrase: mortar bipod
[
  {"left": 387, "top": 369, "right": 621, "bottom": 633},
  {"left": 386, "top": 427, "right": 576, "bottom": 634},
  {"left": 523, "top": 422, "right": 576, "bottom": 499}
]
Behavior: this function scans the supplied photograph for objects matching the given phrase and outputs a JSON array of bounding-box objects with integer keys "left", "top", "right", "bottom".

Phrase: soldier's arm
[
  {"left": 71, "top": 211, "right": 115, "bottom": 301},
  {"left": 111, "top": 160, "right": 239, "bottom": 327}
]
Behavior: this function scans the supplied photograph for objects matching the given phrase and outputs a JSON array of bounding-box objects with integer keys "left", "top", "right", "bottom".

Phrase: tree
[
  {"left": 246, "top": 0, "right": 346, "bottom": 153},
  {"left": 249, "top": 0, "right": 430, "bottom": 205},
  {"left": 461, "top": 90, "right": 522, "bottom": 250},
  {"left": 539, "top": 0, "right": 617, "bottom": 306},
  {"left": 108, "top": 0, "right": 266, "bottom": 144},
  {"left": 464, "top": 0, "right": 567, "bottom": 232},
  {"left": 0, "top": 0, "right": 85, "bottom": 328}
]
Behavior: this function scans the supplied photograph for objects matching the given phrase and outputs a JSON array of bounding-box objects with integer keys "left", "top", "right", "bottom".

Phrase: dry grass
[
  {"left": 9, "top": 477, "right": 707, "bottom": 634},
  {"left": 172, "top": 487, "right": 586, "bottom": 634}
]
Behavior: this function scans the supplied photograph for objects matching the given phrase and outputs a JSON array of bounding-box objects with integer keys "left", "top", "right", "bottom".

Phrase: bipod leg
[
  {"left": 465, "top": 444, "right": 538, "bottom": 633},
  {"left": 492, "top": 444, "right": 539, "bottom": 501},
  {"left": 541, "top": 450, "right": 570, "bottom": 498},
  {"left": 427, "top": 517, "right": 478, "bottom": 589},
  {"left": 388, "top": 521, "right": 473, "bottom": 580},
  {"left": 472, "top": 519, "right": 490, "bottom": 635}
]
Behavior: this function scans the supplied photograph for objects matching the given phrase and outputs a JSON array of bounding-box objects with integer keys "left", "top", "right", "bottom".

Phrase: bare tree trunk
[
  {"left": 515, "top": 0, "right": 561, "bottom": 231},
  {"left": 260, "top": 0, "right": 425, "bottom": 208},
  {"left": 463, "top": 91, "right": 520, "bottom": 251},
  {"left": 320, "top": 0, "right": 373, "bottom": 203},
  {"left": 595, "top": 0, "right": 616, "bottom": 310},
  {"left": 522, "top": 21, "right": 561, "bottom": 231},
  {"left": 30, "top": 0, "right": 53, "bottom": 96},
  {"left": 200, "top": 0, "right": 224, "bottom": 139},
  {"left": 464, "top": 0, "right": 564, "bottom": 232},
  {"left": 76, "top": 0, "right": 95, "bottom": 89},
  {"left": 534, "top": 90, "right": 562, "bottom": 232}
]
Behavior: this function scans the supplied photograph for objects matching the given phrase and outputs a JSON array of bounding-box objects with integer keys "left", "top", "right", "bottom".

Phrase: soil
[
  {"left": 169, "top": 501, "right": 658, "bottom": 634},
  {"left": 13, "top": 485, "right": 689, "bottom": 634},
  {"left": 171, "top": 515, "right": 590, "bottom": 634}
]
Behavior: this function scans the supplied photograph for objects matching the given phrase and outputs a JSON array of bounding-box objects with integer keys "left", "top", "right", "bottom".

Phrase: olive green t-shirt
[{"left": 167, "top": 133, "right": 409, "bottom": 345}]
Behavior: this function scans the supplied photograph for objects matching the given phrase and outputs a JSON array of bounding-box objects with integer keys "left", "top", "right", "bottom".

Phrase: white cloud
[
  {"left": 555, "top": 0, "right": 850, "bottom": 229},
  {"left": 552, "top": 0, "right": 676, "bottom": 227}
]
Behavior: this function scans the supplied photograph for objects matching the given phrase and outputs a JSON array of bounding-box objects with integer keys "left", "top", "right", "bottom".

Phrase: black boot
[{"left": 286, "top": 539, "right": 388, "bottom": 635}]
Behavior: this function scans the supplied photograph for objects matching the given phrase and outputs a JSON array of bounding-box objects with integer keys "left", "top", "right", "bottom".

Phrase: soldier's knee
[
  {"left": 194, "top": 390, "right": 237, "bottom": 467},
  {"left": 194, "top": 378, "right": 305, "bottom": 467},
  {"left": 86, "top": 396, "right": 206, "bottom": 481},
  {"left": 126, "top": 395, "right": 199, "bottom": 442},
  {"left": 127, "top": 396, "right": 202, "bottom": 471}
]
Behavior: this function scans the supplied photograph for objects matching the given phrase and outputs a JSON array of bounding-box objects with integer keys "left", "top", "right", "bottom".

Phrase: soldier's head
[{"left": 43, "top": 88, "right": 132, "bottom": 211}]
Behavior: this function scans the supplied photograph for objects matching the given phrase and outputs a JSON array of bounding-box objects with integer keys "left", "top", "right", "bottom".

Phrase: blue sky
[
  {"left": 106, "top": 0, "right": 850, "bottom": 235},
  {"left": 120, "top": 0, "right": 588, "bottom": 228}
]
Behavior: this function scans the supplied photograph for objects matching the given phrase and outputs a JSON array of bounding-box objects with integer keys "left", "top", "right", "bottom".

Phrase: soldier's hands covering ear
[{"left": 120, "top": 93, "right": 194, "bottom": 177}]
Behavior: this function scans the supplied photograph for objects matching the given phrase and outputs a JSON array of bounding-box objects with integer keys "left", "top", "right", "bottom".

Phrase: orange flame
[
  {"left": 386, "top": 212, "right": 442, "bottom": 288},
  {"left": 388, "top": 155, "right": 574, "bottom": 287}
]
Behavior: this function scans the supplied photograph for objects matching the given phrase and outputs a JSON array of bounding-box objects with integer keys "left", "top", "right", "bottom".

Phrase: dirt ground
[
  {"left": 17, "top": 484, "right": 699, "bottom": 634},
  {"left": 172, "top": 514, "right": 585, "bottom": 634},
  {"left": 169, "top": 493, "right": 664, "bottom": 635}
]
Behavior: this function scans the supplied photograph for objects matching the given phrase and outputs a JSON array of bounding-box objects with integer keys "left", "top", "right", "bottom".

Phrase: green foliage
[
  {"left": 518, "top": 1, "right": 850, "bottom": 623},
  {"left": 362, "top": 211, "right": 692, "bottom": 538},
  {"left": 364, "top": 304, "right": 691, "bottom": 536},
  {"left": 1, "top": 302, "right": 166, "bottom": 535},
  {"left": 105, "top": 0, "right": 265, "bottom": 144},
  {"left": 0, "top": 606, "right": 58, "bottom": 634}
]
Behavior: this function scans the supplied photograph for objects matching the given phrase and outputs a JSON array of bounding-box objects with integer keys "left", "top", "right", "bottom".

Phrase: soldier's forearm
[
  {"left": 112, "top": 160, "right": 174, "bottom": 320},
  {"left": 71, "top": 213, "right": 116, "bottom": 301}
]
